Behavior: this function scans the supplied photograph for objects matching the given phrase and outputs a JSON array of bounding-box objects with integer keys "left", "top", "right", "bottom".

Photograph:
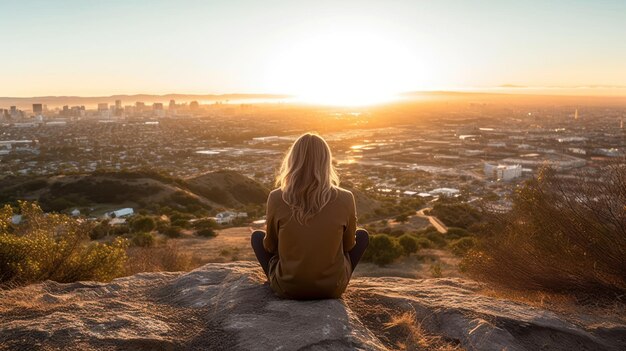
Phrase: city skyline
[{"left": 2, "top": 0, "right": 626, "bottom": 105}]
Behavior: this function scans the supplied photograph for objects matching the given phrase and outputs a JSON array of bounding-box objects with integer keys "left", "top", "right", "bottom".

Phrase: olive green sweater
[{"left": 263, "top": 187, "right": 357, "bottom": 299}]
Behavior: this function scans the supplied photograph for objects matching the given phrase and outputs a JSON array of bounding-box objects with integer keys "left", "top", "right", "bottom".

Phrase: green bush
[
  {"left": 389, "top": 229, "right": 405, "bottom": 237},
  {"left": 362, "top": 234, "right": 402, "bottom": 266},
  {"left": 129, "top": 216, "right": 156, "bottom": 233},
  {"left": 131, "top": 232, "right": 155, "bottom": 247},
  {"left": 90, "top": 220, "right": 111, "bottom": 240},
  {"left": 415, "top": 237, "right": 434, "bottom": 249},
  {"left": 429, "top": 202, "right": 482, "bottom": 229},
  {"left": 445, "top": 227, "right": 470, "bottom": 240},
  {"left": 0, "top": 202, "right": 128, "bottom": 286},
  {"left": 192, "top": 218, "right": 218, "bottom": 230},
  {"left": 111, "top": 224, "right": 130, "bottom": 236},
  {"left": 448, "top": 237, "right": 477, "bottom": 256},
  {"left": 425, "top": 232, "right": 447, "bottom": 248},
  {"left": 196, "top": 228, "right": 217, "bottom": 238},
  {"left": 398, "top": 234, "right": 419, "bottom": 256},
  {"left": 171, "top": 218, "right": 189, "bottom": 228},
  {"left": 394, "top": 213, "right": 409, "bottom": 223},
  {"left": 163, "top": 226, "right": 183, "bottom": 238}
]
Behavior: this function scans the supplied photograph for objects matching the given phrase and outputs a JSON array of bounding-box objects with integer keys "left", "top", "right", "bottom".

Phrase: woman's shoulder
[
  {"left": 268, "top": 188, "right": 286, "bottom": 206},
  {"left": 333, "top": 186, "right": 355, "bottom": 203}
]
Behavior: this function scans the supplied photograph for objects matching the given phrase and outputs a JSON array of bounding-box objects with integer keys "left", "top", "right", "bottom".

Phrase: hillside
[
  {"left": 186, "top": 170, "right": 270, "bottom": 208},
  {"left": 0, "top": 170, "right": 269, "bottom": 214},
  {"left": 1, "top": 262, "right": 624, "bottom": 351}
]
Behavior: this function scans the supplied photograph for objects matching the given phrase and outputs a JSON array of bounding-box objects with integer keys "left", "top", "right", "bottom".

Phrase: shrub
[
  {"left": 171, "top": 218, "right": 190, "bottom": 228},
  {"left": 430, "top": 263, "right": 442, "bottom": 278},
  {"left": 129, "top": 215, "right": 156, "bottom": 233},
  {"left": 389, "top": 229, "right": 405, "bottom": 237},
  {"left": 0, "top": 202, "right": 128, "bottom": 286},
  {"left": 163, "top": 226, "right": 183, "bottom": 238},
  {"left": 192, "top": 218, "right": 218, "bottom": 230},
  {"left": 362, "top": 234, "right": 402, "bottom": 266},
  {"left": 444, "top": 227, "right": 470, "bottom": 240},
  {"left": 395, "top": 213, "right": 409, "bottom": 223},
  {"left": 398, "top": 234, "right": 419, "bottom": 256},
  {"left": 463, "top": 165, "right": 626, "bottom": 295},
  {"left": 429, "top": 202, "right": 482, "bottom": 229},
  {"left": 90, "top": 220, "right": 112, "bottom": 240},
  {"left": 131, "top": 232, "right": 155, "bottom": 247},
  {"left": 111, "top": 224, "right": 130, "bottom": 236},
  {"left": 415, "top": 237, "right": 434, "bottom": 250},
  {"left": 425, "top": 232, "right": 447, "bottom": 248},
  {"left": 196, "top": 228, "right": 217, "bottom": 238},
  {"left": 448, "top": 237, "right": 477, "bottom": 256}
]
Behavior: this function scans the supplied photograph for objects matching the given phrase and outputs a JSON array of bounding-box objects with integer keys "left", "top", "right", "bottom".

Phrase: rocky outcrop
[{"left": 1, "top": 262, "right": 624, "bottom": 350}]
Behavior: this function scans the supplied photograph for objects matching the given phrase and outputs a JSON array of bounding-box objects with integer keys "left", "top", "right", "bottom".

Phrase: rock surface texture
[{"left": 1, "top": 262, "right": 624, "bottom": 350}]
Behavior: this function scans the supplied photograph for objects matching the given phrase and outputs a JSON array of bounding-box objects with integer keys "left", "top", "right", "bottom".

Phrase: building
[
  {"left": 105, "top": 208, "right": 134, "bottom": 218},
  {"left": 213, "top": 211, "right": 248, "bottom": 224},
  {"left": 484, "top": 163, "right": 522, "bottom": 181},
  {"left": 429, "top": 188, "right": 460, "bottom": 197},
  {"left": 32, "top": 103, "right": 43, "bottom": 116}
]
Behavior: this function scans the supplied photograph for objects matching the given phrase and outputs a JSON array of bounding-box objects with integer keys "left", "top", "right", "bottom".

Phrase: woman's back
[{"left": 263, "top": 187, "right": 357, "bottom": 299}]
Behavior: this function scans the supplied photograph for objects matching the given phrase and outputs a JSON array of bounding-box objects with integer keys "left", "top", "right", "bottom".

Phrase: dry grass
[
  {"left": 384, "top": 311, "right": 464, "bottom": 351},
  {"left": 126, "top": 241, "right": 194, "bottom": 274},
  {"left": 477, "top": 286, "right": 626, "bottom": 324}
]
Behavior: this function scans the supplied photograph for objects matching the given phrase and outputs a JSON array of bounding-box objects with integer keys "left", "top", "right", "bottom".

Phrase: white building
[
  {"left": 213, "top": 211, "right": 248, "bottom": 224},
  {"left": 484, "top": 163, "right": 522, "bottom": 181},
  {"left": 105, "top": 208, "right": 134, "bottom": 218},
  {"left": 429, "top": 188, "right": 460, "bottom": 196}
]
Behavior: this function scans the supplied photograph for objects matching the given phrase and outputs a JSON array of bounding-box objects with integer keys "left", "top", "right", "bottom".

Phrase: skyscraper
[{"left": 32, "top": 103, "right": 43, "bottom": 116}]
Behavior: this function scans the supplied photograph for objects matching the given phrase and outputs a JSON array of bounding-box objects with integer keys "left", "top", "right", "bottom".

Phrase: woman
[{"left": 251, "top": 133, "right": 369, "bottom": 299}]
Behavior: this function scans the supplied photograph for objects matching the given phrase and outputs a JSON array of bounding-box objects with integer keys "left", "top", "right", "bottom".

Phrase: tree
[
  {"left": 363, "top": 234, "right": 402, "bottom": 266},
  {"left": 129, "top": 216, "right": 156, "bottom": 233},
  {"left": 395, "top": 213, "right": 409, "bottom": 223},
  {"left": 398, "top": 234, "right": 419, "bottom": 256}
]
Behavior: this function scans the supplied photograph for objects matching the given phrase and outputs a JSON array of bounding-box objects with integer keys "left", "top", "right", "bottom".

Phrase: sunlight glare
[{"left": 267, "top": 27, "right": 427, "bottom": 106}]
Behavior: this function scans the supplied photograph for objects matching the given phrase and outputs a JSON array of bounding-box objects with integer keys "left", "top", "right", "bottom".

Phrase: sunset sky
[{"left": 2, "top": 0, "right": 626, "bottom": 104}]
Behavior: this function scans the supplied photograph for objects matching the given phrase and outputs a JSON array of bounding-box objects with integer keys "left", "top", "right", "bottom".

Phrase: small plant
[
  {"left": 129, "top": 215, "right": 156, "bottom": 233},
  {"left": 415, "top": 237, "right": 434, "bottom": 250},
  {"left": 448, "top": 237, "right": 477, "bottom": 257},
  {"left": 163, "top": 226, "right": 183, "bottom": 238},
  {"left": 362, "top": 234, "right": 402, "bottom": 266},
  {"left": 398, "top": 234, "right": 419, "bottom": 256},
  {"left": 430, "top": 263, "right": 443, "bottom": 278},
  {"left": 196, "top": 228, "right": 217, "bottom": 238},
  {"left": 131, "top": 232, "right": 155, "bottom": 247}
]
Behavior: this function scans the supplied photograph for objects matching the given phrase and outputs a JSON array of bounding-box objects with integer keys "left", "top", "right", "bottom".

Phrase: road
[{"left": 415, "top": 208, "right": 448, "bottom": 234}]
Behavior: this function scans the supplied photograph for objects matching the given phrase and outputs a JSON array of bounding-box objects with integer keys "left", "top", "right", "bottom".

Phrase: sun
[{"left": 265, "top": 26, "right": 427, "bottom": 106}]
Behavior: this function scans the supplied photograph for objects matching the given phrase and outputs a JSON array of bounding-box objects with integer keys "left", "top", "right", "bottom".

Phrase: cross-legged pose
[{"left": 251, "top": 133, "right": 369, "bottom": 299}]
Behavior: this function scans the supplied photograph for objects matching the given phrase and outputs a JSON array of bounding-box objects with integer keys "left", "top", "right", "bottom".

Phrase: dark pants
[{"left": 250, "top": 229, "right": 369, "bottom": 276}]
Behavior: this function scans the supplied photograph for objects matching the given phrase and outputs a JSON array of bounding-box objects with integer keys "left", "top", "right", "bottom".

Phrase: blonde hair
[{"left": 276, "top": 133, "right": 340, "bottom": 225}]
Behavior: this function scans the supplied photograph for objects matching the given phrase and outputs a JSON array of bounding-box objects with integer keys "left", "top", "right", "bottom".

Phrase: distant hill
[
  {"left": 0, "top": 93, "right": 292, "bottom": 109},
  {"left": 0, "top": 170, "right": 385, "bottom": 219},
  {"left": 0, "top": 170, "right": 269, "bottom": 215},
  {"left": 186, "top": 170, "right": 270, "bottom": 207}
]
